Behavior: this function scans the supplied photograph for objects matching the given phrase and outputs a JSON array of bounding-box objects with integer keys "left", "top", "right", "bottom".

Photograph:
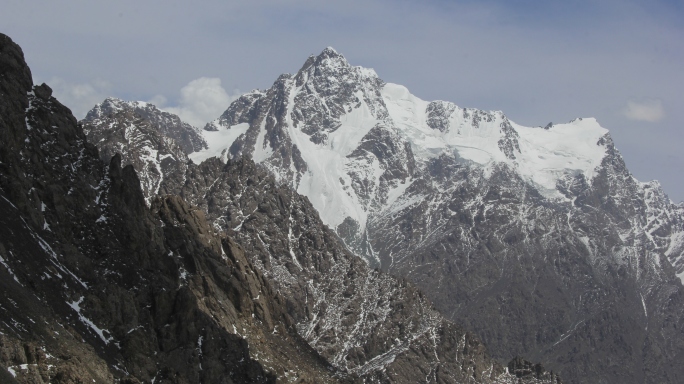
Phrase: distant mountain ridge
[
  {"left": 81, "top": 46, "right": 684, "bottom": 384},
  {"left": 85, "top": 97, "right": 207, "bottom": 154}
]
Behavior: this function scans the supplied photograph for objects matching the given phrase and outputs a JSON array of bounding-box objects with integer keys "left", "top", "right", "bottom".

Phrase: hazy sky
[{"left": 3, "top": 0, "right": 683, "bottom": 201}]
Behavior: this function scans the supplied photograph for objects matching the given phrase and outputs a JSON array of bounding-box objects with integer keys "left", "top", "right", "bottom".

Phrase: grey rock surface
[
  {"left": 84, "top": 98, "right": 207, "bottom": 154},
  {"left": 79, "top": 52, "right": 562, "bottom": 383},
  {"left": 0, "top": 33, "right": 344, "bottom": 384},
  {"left": 164, "top": 47, "right": 684, "bottom": 384},
  {"left": 81, "top": 98, "right": 205, "bottom": 204}
]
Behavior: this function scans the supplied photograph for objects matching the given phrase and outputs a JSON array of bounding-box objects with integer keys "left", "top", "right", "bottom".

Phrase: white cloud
[
  {"left": 623, "top": 99, "right": 665, "bottom": 122},
  {"left": 47, "top": 77, "right": 112, "bottom": 119},
  {"left": 157, "top": 77, "right": 240, "bottom": 128},
  {"left": 148, "top": 94, "right": 167, "bottom": 107}
]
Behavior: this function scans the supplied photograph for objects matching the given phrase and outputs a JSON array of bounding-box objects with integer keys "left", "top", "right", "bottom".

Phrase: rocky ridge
[
  {"left": 82, "top": 98, "right": 206, "bottom": 204},
  {"left": 0, "top": 33, "right": 343, "bottom": 383},
  {"left": 84, "top": 98, "right": 207, "bottom": 154},
  {"left": 127, "top": 47, "right": 684, "bottom": 384},
  {"left": 78, "top": 53, "right": 565, "bottom": 383},
  {"left": 1, "top": 34, "right": 561, "bottom": 383}
]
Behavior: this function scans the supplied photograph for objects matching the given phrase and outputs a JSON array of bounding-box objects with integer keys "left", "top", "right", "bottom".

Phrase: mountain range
[
  {"left": 80, "top": 46, "right": 684, "bottom": 384},
  {"left": 0, "top": 33, "right": 565, "bottom": 383},
  {"left": 3, "top": 32, "right": 684, "bottom": 384}
]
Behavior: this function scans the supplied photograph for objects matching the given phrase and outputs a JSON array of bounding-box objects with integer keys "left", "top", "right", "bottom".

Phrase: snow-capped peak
[
  {"left": 297, "top": 46, "right": 352, "bottom": 75},
  {"left": 381, "top": 82, "right": 610, "bottom": 197},
  {"left": 297, "top": 47, "right": 379, "bottom": 82},
  {"left": 189, "top": 47, "right": 614, "bottom": 257},
  {"left": 85, "top": 97, "right": 154, "bottom": 120},
  {"left": 321, "top": 46, "right": 340, "bottom": 57}
]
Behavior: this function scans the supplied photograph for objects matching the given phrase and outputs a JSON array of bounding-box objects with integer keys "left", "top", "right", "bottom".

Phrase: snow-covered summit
[
  {"left": 382, "top": 82, "right": 610, "bottom": 195},
  {"left": 84, "top": 97, "right": 150, "bottom": 120},
  {"left": 188, "top": 47, "right": 681, "bottom": 273},
  {"left": 319, "top": 46, "right": 341, "bottom": 58}
]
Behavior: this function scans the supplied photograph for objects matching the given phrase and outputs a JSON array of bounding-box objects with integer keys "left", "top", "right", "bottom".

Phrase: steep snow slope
[{"left": 192, "top": 48, "right": 401, "bottom": 238}]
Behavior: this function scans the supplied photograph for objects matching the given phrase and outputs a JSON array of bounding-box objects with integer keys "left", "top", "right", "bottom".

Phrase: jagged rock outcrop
[
  {"left": 81, "top": 98, "right": 206, "bottom": 204},
  {"left": 0, "top": 33, "right": 345, "bottom": 383},
  {"left": 84, "top": 98, "right": 207, "bottom": 154}
]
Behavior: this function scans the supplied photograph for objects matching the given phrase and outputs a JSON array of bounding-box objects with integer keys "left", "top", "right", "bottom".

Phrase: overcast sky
[{"left": 3, "top": 0, "right": 683, "bottom": 201}]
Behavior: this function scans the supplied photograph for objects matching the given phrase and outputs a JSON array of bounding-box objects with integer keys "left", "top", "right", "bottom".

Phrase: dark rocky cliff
[{"left": 0, "top": 33, "right": 341, "bottom": 383}]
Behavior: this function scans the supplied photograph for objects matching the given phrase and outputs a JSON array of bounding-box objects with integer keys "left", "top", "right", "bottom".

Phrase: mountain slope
[
  {"left": 180, "top": 47, "right": 684, "bottom": 384},
  {"left": 1, "top": 33, "right": 563, "bottom": 384},
  {"left": 173, "top": 157, "right": 563, "bottom": 383},
  {"left": 80, "top": 65, "right": 563, "bottom": 383},
  {"left": 0, "top": 33, "right": 347, "bottom": 384}
]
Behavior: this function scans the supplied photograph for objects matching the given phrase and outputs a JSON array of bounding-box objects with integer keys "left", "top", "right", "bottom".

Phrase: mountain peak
[
  {"left": 308, "top": 46, "right": 349, "bottom": 70},
  {"left": 295, "top": 47, "right": 348, "bottom": 79},
  {"left": 319, "top": 46, "right": 341, "bottom": 58},
  {"left": 86, "top": 97, "right": 153, "bottom": 121},
  {"left": 83, "top": 96, "right": 207, "bottom": 156}
]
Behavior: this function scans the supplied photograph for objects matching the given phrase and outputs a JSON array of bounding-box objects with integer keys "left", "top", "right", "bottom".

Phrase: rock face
[
  {"left": 0, "top": 33, "right": 562, "bottom": 383},
  {"left": 81, "top": 98, "right": 206, "bottom": 203},
  {"left": 77, "top": 54, "right": 563, "bottom": 382},
  {"left": 171, "top": 157, "right": 564, "bottom": 383},
  {"left": 84, "top": 98, "right": 207, "bottom": 154},
  {"left": 369, "top": 151, "right": 684, "bottom": 384},
  {"left": 109, "top": 47, "right": 684, "bottom": 384},
  {"left": 0, "top": 33, "right": 343, "bottom": 383}
]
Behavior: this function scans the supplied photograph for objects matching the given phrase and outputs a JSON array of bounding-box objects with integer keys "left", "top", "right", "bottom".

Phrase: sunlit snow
[
  {"left": 382, "top": 82, "right": 609, "bottom": 197},
  {"left": 195, "top": 61, "right": 611, "bottom": 236},
  {"left": 189, "top": 123, "right": 249, "bottom": 164}
]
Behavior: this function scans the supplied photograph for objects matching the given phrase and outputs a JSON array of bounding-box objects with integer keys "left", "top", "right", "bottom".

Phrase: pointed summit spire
[
  {"left": 296, "top": 46, "right": 351, "bottom": 80},
  {"left": 315, "top": 46, "right": 347, "bottom": 65},
  {"left": 320, "top": 46, "right": 340, "bottom": 57}
]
